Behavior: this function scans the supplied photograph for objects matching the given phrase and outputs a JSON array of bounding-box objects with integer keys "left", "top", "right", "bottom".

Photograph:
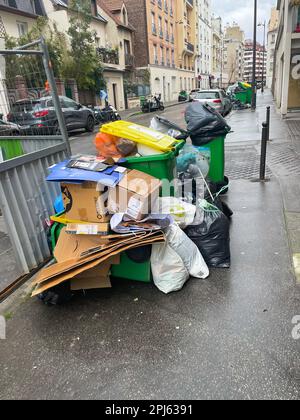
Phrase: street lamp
[
  {"left": 258, "top": 21, "right": 266, "bottom": 93},
  {"left": 251, "top": 0, "right": 257, "bottom": 110}
]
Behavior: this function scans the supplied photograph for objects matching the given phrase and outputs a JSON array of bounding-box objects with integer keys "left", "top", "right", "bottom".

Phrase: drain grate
[
  {"left": 225, "top": 147, "right": 272, "bottom": 180},
  {"left": 266, "top": 143, "right": 300, "bottom": 176}
]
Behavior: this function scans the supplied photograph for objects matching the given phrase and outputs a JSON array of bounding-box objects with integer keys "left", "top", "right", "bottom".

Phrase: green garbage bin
[
  {"left": 0, "top": 139, "right": 24, "bottom": 161},
  {"left": 195, "top": 135, "right": 226, "bottom": 184},
  {"left": 246, "top": 88, "right": 253, "bottom": 105},
  {"left": 111, "top": 140, "right": 186, "bottom": 283},
  {"left": 234, "top": 90, "right": 248, "bottom": 104}
]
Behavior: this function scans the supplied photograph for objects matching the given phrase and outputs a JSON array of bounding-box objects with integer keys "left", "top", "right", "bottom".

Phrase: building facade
[
  {"left": 211, "top": 16, "right": 223, "bottom": 88},
  {"left": 223, "top": 25, "right": 245, "bottom": 85},
  {"left": 0, "top": 0, "right": 46, "bottom": 117},
  {"left": 274, "top": 0, "right": 300, "bottom": 116},
  {"left": 0, "top": 0, "right": 46, "bottom": 39},
  {"left": 124, "top": 0, "right": 197, "bottom": 102},
  {"left": 196, "top": 0, "right": 212, "bottom": 89},
  {"left": 267, "top": 7, "right": 279, "bottom": 89},
  {"left": 243, "top": 40, "right": 267, "bottom": 84}
]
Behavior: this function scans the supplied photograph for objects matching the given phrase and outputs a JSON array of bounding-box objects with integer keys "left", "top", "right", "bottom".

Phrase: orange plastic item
[{"left": 94, "top": 132, "right": 122, "bottom": 160}]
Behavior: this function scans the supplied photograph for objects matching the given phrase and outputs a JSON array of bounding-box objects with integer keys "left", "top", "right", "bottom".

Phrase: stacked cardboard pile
[{"left": 31, "top": 161, "right": 165, "bottom": 297}]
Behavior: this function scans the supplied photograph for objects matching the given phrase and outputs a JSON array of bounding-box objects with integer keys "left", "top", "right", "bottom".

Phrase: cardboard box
[
  {"left": 108, "top": 170, "right": 161, "bottom": 221},
  {"left": 61, "top": 182, "right": 111, "bottom": 223}
]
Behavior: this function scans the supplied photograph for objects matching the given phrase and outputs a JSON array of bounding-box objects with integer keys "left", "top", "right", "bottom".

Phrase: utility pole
[
  {"left": 251, "top": 0, "right": 258, "bottom": 110},
  {"left": 258, "top": 21, "right": 266, "bottom": 93}
]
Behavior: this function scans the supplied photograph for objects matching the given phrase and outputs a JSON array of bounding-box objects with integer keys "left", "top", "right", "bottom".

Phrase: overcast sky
[{"left": 211, "top": 0, "right": 277, "bottom": 43}]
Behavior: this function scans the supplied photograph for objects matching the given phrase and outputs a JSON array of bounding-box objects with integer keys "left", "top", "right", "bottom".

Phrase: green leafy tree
[
  {"left": 5, "top": 17, "right": 67, "bottom": 81},
  {"left": 64, "top": 0, "right": 105, "bottom": 92}
]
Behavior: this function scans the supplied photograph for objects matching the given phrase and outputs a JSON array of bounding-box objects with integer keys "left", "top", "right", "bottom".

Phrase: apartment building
[
  {"left": 274, "top": 0, "right": 300, "bottom": 116},
  {"left": 243, "top": 40, "right": 267, "bottom": 84},
  {"left": 267, "top": 7, "right": 279, "bottom": 89},
  {"left": 196, "top": 0, "right": 212, "bottom": 89},
  {"left": 124, "top": 0, "right": 197, "bottom": 102},
  {"left": 211, "top": 16, "right": 223, "bottom": 88},
  {"left": 42, "top": 0, "right": 135, "bottom": 110},
  {"left": 223, "top": 25, "right": 245, "bottom": 85}
]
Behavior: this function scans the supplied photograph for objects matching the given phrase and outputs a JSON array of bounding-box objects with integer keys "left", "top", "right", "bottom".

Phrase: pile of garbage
[{"left": 32, "top": 110, "right": 232, "bottom": 303}]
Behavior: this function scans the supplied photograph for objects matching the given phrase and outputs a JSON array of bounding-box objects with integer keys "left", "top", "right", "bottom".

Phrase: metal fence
[{"left": 0, "top": 38, "right": 70, "bottom": 288}]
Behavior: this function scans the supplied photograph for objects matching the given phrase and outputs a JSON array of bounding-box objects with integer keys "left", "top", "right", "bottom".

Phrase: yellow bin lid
[{"left": 100, "top": 121, "right": 178, "bottom": 152}]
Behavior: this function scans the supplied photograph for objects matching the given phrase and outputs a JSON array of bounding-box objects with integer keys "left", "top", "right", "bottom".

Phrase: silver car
[{"left": 192, "top": 89, "right": 232, "bottom": 116}]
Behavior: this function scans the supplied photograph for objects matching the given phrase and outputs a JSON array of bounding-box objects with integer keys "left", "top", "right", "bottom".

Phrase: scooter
[
  {"left": 90, "top": 104, "right": 121, "bottom": 124},
  {"left": 141, "top": 94, "right": 165, "bottom": 113}
]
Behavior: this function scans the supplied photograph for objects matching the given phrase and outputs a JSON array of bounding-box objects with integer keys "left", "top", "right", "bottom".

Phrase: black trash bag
[
  {"left": 38, "top": 282, "right": 73, "bottom": 306},
  {"left": 185, "top": 103, "right": 231, "bottom": 146},
  {"left": 204, "top": 180, "right": 233, "bottom": 219},
  {"left": 126, "top": 245, "right": 152, "bottom": 264},
  {"left": 185, "top": 208, "right": 231, "bottom": 268}
]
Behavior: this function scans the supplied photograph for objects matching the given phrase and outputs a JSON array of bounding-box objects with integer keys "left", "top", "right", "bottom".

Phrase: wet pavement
[{"left": 0, "top": 92, "right": 300, "bottom": 400}]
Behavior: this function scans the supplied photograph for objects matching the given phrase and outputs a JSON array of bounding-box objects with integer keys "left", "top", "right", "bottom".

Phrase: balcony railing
[
  {"left": 125, "top": 54, "right": 135, "bottom": 68},
  {"left": 186, "top": 42, "right": 195, "bottom": 53},
  {"left": 97, "top": 47, "right": 119, "bottom": 65}
]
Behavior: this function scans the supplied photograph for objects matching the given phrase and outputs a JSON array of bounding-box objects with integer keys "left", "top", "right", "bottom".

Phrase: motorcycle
[
  {"left": 89, "top": 104, "right": 121, "bottom": 124},
  {"left": 141, "top": 94, "right": 165, "bottom": 113}
]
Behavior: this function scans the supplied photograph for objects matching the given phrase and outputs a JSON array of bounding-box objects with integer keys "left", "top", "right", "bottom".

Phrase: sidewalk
[{"left": 0, "top": 91, "right": 299, "bottom": 400}]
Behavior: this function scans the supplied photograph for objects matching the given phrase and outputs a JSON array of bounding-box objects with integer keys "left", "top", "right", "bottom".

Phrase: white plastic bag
[
  {"left": 151, "top": 242, "right": 189, "bottom": 294},
  {"left": 166, "top": 224, "right": 209, "bottom": 279},
  {"left": 160, "top": 197, "right": 196, "bottom": 229},
  {"left": 151, "top": 224, "right": 209, "bottom": 294}
]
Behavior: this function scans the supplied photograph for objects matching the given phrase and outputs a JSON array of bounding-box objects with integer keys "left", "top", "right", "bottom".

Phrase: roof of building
[
  {"left": 104, "top": 0, "right": 124, "bottom": 12},
  {"left": 97, "top": 0, "right": 135, "bottom": 32},
  {"left": 0, "top": 0, "right": 46, "bottom": 18}
]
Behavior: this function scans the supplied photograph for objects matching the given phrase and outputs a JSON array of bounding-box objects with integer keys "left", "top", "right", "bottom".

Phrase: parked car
[
  {"left": 192, "top": 89, "right": 232, "bottom": 116},
  {"left": 189, "top": 89, "right": 201, "bottom": 102},
  {"left": 7, "top": 96, "right": 95, "bottom": 135},
  {"left": 0, "top": 119, "right": 21, "bottom": 136}
]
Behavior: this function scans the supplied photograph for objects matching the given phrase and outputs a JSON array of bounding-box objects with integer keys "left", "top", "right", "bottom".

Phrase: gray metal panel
[{"left": 0, "top": 149, "right": 67, "bottom": 275}]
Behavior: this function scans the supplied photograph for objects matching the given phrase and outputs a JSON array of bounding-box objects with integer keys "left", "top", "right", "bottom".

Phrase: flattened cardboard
[
  {"left": 70, "top": 276, "right": 112, "bottom": 291},
  {"left": 108, "top": 170, "right": 161, "bottom": 221},
  {"left": 62, "top": 182, "right": 111, "bottom": 223},
  {"left": 54, "top": 229, "right": 110, "bottom": 263},
  {"left": 31, "top": 235, "right": 164, "bottom": 296},
  {"left": 34, "top": 231, "right": 164, "bottom": 287}
]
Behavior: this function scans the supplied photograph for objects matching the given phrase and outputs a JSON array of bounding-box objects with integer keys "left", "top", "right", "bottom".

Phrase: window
[
  {"left": 153, "top": 44, "right": 158, "bottom": 64},
  {"left": 91, "top": 0, "right": 97, "bottom": 17},
  {"left": 30, "top": 0, "right": 36, "bottom": 14},
  {"left": 17, "top": 21, "right": 28, "bottom": 37},
  {"left": 122, "top": 7, "right": 128, "bottom": 25},
  {"left": 63, "top": 97, "right": 77, "bottom": 109},
  {"left": 160, "top": 46, "right": 164, "bottom": 65}
]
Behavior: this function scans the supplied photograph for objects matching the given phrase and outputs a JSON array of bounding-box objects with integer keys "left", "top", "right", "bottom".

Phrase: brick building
[{"left": 124, "top": 0, "right": 197, "bottom": 102}]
